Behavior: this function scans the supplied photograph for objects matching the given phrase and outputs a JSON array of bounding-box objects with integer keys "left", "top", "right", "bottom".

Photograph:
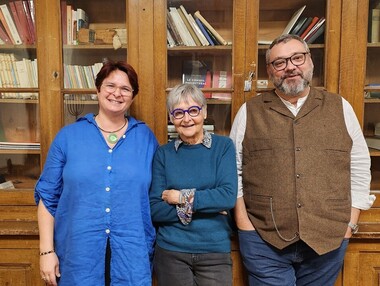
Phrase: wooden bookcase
[{"left": 0, "top": 0, "right": 379, "bottom": 285}]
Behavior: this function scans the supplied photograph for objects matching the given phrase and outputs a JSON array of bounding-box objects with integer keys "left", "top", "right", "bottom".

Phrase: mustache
[{"left": 282, "top": 71, "right": 303, "bottom": 80}]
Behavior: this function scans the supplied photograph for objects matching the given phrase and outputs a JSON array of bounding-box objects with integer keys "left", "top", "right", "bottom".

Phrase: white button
[
  {"left": 105, "top": 229, "right": 110, "bottom": 234},
  {"left": 105, "top": 208, "right": 110, "bottom": 213},
  {"left": 122, "top": 135, "right": 126, "bottom": 138},
  {"left": 105, "top": 187, "right": 110, "bottom": 192},
  {"left": 108, "top": 149, "right": 113, "bottom": 153},
  {"left": 107, "top": 166, "right": 112, "bottom": 170}
]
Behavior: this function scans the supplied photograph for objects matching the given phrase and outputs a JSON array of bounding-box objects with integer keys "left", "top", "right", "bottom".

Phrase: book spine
[
  {"left": 195, "top": 17, "right": 214, "bottom": 46},
  {"left": 0, "top": 4, "right": 22, "bottom": 45},
  {"left": 14, "top": 1, "right": 32, "bottom": 44},
  {"left": 194, "top": 10, "right": 227, "bottom": 45},
  {"left": 22, "top": 0, "right": 35, "bottom": 44},
  {"left": 8, "top": 1, "right": 26, "bottom": 44},
  {"left": 178, "top": 5, "right": 201, "bottom": 46},
  {"left": 0, "top": 23, "right": 12, "bottom": 44}
]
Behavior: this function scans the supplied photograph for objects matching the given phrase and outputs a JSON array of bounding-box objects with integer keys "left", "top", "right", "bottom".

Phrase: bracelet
[{"left": 40, "top": 250, "right": 55, "bottom": 256}]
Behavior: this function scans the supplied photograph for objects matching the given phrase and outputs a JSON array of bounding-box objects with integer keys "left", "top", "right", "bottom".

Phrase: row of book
[
  {"left": 258, "top": 5, "right": 325, "bottom": 45},
  {"left": 369, "top": 5, "right": 380, "bottom": 43},
  {"left": 167, "top": 5, "right": 229, "bottom": 47},
  {"left": 182, "top": 60, "right": 232, "bottom": 100},
  {"left": 63, "top": 62, "right": 103, "bottom": 89},
  {"left": 61, "top": 1, "right": 89, "bottom": 45},
  {"left": 0, "top": 0, "right": 35, "bottom": 45},
  {"left": 0, "top": 53, "right": 38, "bottom": 99}
]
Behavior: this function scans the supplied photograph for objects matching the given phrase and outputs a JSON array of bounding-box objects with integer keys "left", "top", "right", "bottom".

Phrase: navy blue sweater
[{"left": 150, "top": 134, "right": 238, "bottom": 253}]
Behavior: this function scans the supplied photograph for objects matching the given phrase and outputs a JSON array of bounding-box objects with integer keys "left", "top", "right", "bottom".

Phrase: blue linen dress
[{"left": 35, "top": 113, "right": 158, "bottom": 286}]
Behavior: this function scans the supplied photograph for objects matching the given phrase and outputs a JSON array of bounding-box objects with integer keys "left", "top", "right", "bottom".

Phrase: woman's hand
[
  {"left": 40, "top": 253, "right": 60, "bottom": 286},
  {"left": 162, "top": 189, "right": 181, "bottom": 204}
]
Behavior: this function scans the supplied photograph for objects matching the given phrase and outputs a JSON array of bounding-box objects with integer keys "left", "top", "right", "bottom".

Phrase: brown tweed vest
[{"left": 242, "top": 88, "right": 352, "bottom": 255}]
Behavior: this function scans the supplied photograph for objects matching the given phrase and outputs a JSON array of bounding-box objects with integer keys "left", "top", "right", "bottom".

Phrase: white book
[
  {"left": 187, "top": 13, "right": 209, "bottom": 46},
  {"left": 0, "top": 4, "right": 22, "bottom": 45},
  {"left": 169, "top": 7, "right": 195, "bottom": 46}
]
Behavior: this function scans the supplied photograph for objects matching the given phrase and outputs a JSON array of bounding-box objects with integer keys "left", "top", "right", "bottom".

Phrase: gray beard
[{"left": 273, "top": 70, "right": 313, "bottom": 96}]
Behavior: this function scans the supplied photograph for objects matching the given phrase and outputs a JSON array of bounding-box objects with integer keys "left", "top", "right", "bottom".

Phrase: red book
[
  {"left": 8, "top": 2, "right": 26, "bottom": 43},
  {"left": 22, "top": 0, "right": 35, "bottom": 43},
  {"left": 212, "top": 70, "right": 232, "bottom": 100},
  {"left": 300, "top": 16, "right": 319, "bottom": 39},
  {"left": 203, "top": 70, "right": 212, "bottom": 98},
  {"left": 0, "top": 22, "right": 12, "bottom": 44},
  {"left": 14, "top": 1, "right": 32, "bottom": 44},
  {"left": 61, "top": 0, "right": 67, "bottom": 44}
]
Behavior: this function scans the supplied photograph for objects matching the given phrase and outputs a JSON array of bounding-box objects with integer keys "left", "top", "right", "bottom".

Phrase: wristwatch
[{"left": 348, "top": 222, "right": 359, "bottom": 234}]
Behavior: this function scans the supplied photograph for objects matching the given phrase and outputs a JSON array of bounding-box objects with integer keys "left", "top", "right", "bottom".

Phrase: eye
[
  {"left": 173, "top": 110, "right": 184, "bottom": 118},
  {"left": 121, "top": 87, "right": 132, "bottom": 93},
  {"left": 291, "top": 54, "right": 304, "bottom": 62},
  {"left": 188, "top": 107, "right": 200, "bottom": 116},
  {"left": 273, "top": 59, "right": 285, "bottom": 68}
]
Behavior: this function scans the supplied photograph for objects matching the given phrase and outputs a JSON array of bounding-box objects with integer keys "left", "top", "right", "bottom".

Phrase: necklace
[{"left": 96, "top": 117, "right": 127, "bottom": 144}]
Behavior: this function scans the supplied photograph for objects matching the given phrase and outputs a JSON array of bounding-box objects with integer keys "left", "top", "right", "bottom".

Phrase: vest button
[
  {"left": 295, "top": 147, "right": 301, "bottom": 151},
  {"left": 296, "top": 174, "right": 300, "bottom": 178},
  {"left": 297, "top": 203, "right": 302, "bottom": 208}
]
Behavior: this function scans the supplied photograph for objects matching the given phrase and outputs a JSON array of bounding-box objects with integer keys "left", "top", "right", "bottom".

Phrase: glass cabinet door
[
  {"left": 365, "top": 0, "right": 380, "bottom": 191},
  {"left": 159, "top": 0, "right": 246, "bottom": 142},
  {"left": 61, "top": 0, "right": 127, "bottom": 125},
  {"left": 0, "top": 0, "right": 39, "bottom": 190},
  {"left": 257, "top": 0, "right": 341, "bottom": 93}
]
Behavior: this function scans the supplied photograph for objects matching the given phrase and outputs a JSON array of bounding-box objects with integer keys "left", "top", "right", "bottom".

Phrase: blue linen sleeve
[{"left": 34, "top": 131, "right": 66, "bottom": 217}]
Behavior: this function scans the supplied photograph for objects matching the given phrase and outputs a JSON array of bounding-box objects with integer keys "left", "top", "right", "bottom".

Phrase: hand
[
  {"left": 40, "top": 253, "right": 60, "bottom": 286},
  {"left": 162, "top": 189, "right": 181, "bottom": 204},
  {"left": 344, "top": 226, "right": 353, "bottom": 239}
]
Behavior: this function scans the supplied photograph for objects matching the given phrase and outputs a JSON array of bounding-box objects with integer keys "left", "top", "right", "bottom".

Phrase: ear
[{"left": 203, "top": 107, "right": 207, "bottom": 119}]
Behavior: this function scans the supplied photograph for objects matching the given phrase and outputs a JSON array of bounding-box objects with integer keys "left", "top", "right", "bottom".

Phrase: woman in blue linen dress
[{"left": 35, "top": 60, "right": 158, "bottom": 286}]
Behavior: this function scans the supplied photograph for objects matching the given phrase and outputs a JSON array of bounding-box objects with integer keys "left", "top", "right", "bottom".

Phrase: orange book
[
  {"left": 0, "top": 7, "right": 14, "bottom": 44},
  {"left": 300, "top": 16, "right": 319, "bottom": 39}
]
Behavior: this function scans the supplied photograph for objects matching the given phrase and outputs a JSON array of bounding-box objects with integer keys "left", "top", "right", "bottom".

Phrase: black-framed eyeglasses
[
  {"left": 170, "top": 106, "right": 202, "bottom": 119},
  {"left": 268, "top": 52, "right": 309, "bottom": 71},
  {"left": 102, "top": 83, "right": 134, "bottom": 97}
]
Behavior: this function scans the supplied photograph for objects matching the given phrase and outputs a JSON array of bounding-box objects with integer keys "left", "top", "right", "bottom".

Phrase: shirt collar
[{"left": 174, "top": 131, "right": 212, "bottom": 151}]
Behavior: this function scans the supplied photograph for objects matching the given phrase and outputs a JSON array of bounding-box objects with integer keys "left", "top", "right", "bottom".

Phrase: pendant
[{"left": 107, "top": 133, "right": 118, "bottom": 144}]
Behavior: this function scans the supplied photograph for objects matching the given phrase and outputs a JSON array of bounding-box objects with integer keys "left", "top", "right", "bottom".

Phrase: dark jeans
[
  {"left": 153, "top": 245, "right": 232, "bottom": 286},
  {"left": 238, "top": 230, "right": 349, "bottom": 286}
]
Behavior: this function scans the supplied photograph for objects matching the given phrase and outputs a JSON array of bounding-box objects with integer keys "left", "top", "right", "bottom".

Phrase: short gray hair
[{"left": 166, "top": 83, "right": 207, "bottom": 112}]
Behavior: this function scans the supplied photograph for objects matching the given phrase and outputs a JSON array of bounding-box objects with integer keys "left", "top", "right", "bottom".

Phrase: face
[
  {"left": 170, "top": 98, "right": 206, "bottom": 144},
  {"left": 97, "top": 70, "right": 134, "bottom": 116},
  {"left": 267, "top": 39, "right": 314, "bottom": 97}
]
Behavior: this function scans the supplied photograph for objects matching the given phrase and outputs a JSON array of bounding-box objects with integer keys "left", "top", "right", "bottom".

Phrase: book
[
  {"left": 182, "top": 60, "right": 212, "bottom": 93},
  {"left": 282, "top": 5, "right": 306, "bottom": 34},
  {"left": 195, "top": 17, "right": 215, "bottom": 46},
  {"left": 15, "top": 0, "right": 33, "bottom": 43},
  {"left": 61, "top": 0, "right": 67, "bottom": 44},
  {"left": 187, "top": 13, "right": 209, "bottom": 46},
  {"left": 295, "top": 17, "right": 313, "bottom": 36},
  {"left": 194, "top": 10, "right": 227, "bottom": 45},
  {"left": 303, "top": 17, "right": 325, "bottom": 41},
  {"left": 290, "top": 17, "right": 307, "bottom": 35},
  {"left": 8, "top": 1, "right": 26, "bottom": 44},
  {"left": 169, "top": 7, "right": 196, "bottom": 46},
  {"left": 370, "top": 9, "right": 380, "bottom": 43},
  {"left": 76, "top": 8, "right": 89, "bottom": 31},
  {"left": 66, "top": 4, "right": 73, "bottom": 45},
  {"left": 212, "top": 70, "right": 232, "bottom": 100},
  {"left": 0, "top": 22, "right": 12, "bottom": 44},
  {"left": 22, "top": 0, "right": 35, "bottom": 44},
  {"left": 178, "top": 6, "right": 201, "bottom": 46},
  {"left": 258, "top": 5, "right": 306, "bottom": 44},
  {"left": 305, "top": 20, "right": 326, "bottom": 44},
  {"left": 167, "top": 10, "right": 184, "bottom": 46},
  {"left": 0, "top": 4, "right": 22, "bottom": 45},
  {"left": 300, "top": 16, "right": 319, "bottom": 39}
]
